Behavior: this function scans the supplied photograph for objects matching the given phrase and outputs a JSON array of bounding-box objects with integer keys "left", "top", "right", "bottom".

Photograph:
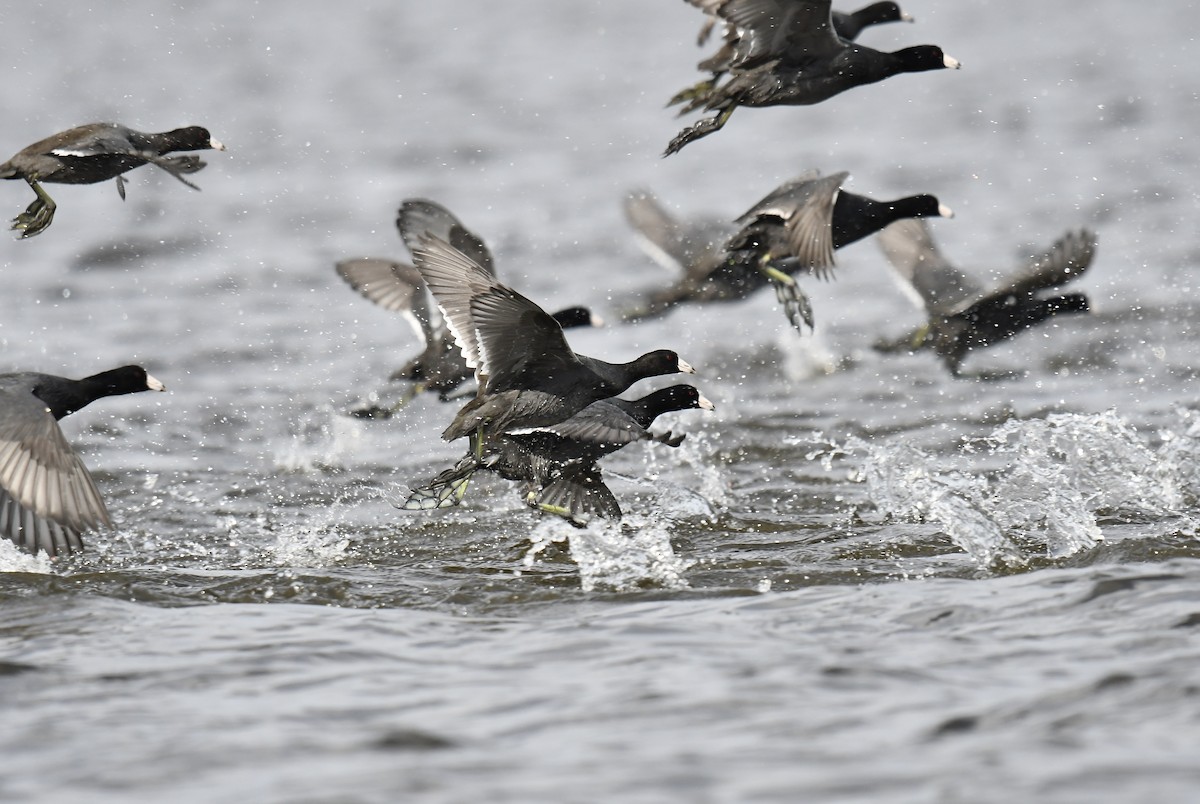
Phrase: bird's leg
[
  {"left": 472, "top": 426, "right": 486, "bottom": 461},
  {"left": 908, "top": 322, "right": 931, "bottom": 349},
  {"left": 666, "top": 77, "right": 717, "bottom": 109},
  {"left": 525, "top": 491, "right": 589, "bottom": 528},
  {"left": 115, "top": 175, "right": 127, "bottom": 201},
  {"left": 11, "top": 179, "right": 57, "bottom": 239},
  {"left": 400, "top": 454, "right": 477, "bottom": 510},
  {"left": 663, "top": 105, "right": 735, "bottom": 157},
  {"left": 141, "top": 152, "right": 204, "bottom": 190},
  {"left": 758, "top": 255, "right": 815, "bottom": 332}
]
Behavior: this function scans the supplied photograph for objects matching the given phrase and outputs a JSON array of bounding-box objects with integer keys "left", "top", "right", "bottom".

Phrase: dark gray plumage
[
  {"left": 0, "top": 366, "right": 165, "bottom": 557},
  {"left": 398, "top": 215, "right": 694, "bottom": 444},
  {"left": 687, "top": 1, "right": 914, "bottom": 85},
  {"left": 0, "top": 123, "right": 224, "bottom": 238},
  {"left": 337, "top": 201, "right": 601, "bottom": 416},
  {"left": 665, "top": 0, "right": 958, "bottom": 155},
  {"left": 403, "top": 385, "right": 714, "bottom": 525},
  {"left": 875, "top": 219, "right": 1097, "bottom": 375},
  {"left": 624, "top": 173, "right": 952, "bottom": 330}
]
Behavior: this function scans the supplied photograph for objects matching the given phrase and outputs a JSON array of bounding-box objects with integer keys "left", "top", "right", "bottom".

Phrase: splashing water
[
  {"left": 847, "top": 440, "right": 1022, "bottom": 566},
  {"left": 0, "top": 542, "right": 54, "bottom": 574},
  {"left": 524, "top": 515, "right": 692, "bottom": 593},
  {"left": 820, "top": 410, "right": 1200, "bottom": 567},
  {"left": 273, "top": 407, "right": 366, "bottom": 473},
  {"left": 1156, "top": 408, "right": 1200, "bottom": 505}
]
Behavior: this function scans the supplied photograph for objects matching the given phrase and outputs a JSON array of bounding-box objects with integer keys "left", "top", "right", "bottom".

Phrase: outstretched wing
[
  {"left": 335, "top": 257, "right": 434, "bottom": 346},
  {"left": 876, "top": 218, "right": 982, "bottom": 314},
  {"left": 407, "top": 232, "right": 576, "bottom": 392},
  {"left": 397, "top": 199, "right": 496, "bottom": 276},
  {"left": 710, "top": 0, "right": 840, "bottom": 69},
  {"left": 624, "top": 189, "right": 734, "bottom": 277},
  {"left": 1003, "top": 228, "right": 1097, "bottom": 296},
  {"left": 735, "top": 170, "right": 846, "bottom": 276},
  {"left": 0, "top": 390, "right": 110, "bottom": 557}
]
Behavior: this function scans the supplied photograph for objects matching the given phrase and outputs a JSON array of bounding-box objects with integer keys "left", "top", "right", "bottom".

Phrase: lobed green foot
[{"left": 11, "top": 197, "right": 56, "bottom": 239}]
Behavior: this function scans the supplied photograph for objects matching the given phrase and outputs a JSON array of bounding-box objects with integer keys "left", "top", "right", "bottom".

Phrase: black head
[
  {"left": 633, "top": 350, "right": 695, "bottom": 379},
  {"left": 638, "top": 384, "right": 715, "bottom": 418},
  {"left": 550, "top": 306, "right": 603, "bottom": 330},
  {"left": 165, "top": 126, "right": 225, "bottom": 151},
  {"left": 855, "top": 2, "right": 911, "bottom": 26},
  {"left": 892, "top": 194, "right": 954, "bottom": 221},
  {"left": 895, "top": 45, "right": 961, "bottom": 73},
  {"left": 85, "top": 365, "right": 167, "bottom": 396},
  {"left": 36, "top": 365, "right": 165, "bottom": 419}
]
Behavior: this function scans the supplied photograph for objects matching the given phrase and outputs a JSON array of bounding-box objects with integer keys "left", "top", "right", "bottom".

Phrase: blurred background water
[{"left": 2, "top": 1, "right": 1200, "bottom": 801}]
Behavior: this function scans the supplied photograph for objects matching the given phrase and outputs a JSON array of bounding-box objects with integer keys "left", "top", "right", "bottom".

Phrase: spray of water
[
  {"left": 524, "top": 514, "right": 693, "bottom": 593},
  {"left": 820, "top": 410, "right": 1200, "bottom": 568}
]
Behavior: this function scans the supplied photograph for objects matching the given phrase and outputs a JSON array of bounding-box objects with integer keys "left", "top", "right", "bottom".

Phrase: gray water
[{"left": 2, "top": 1, "right": 1200, "bottom": 801}]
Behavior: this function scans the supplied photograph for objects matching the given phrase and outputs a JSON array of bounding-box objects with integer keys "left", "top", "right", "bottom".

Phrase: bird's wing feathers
[
  {"left": 623, "top": 190, "right": 688, "bottom": 273},
  {"left": 540, "top": 401, "right": 649, "bottom": 446},
  {"left": 0, "top": 390, "right": 110, "bottom": 556},
  {"left": 733, "top": 169, "right": 826, "bottom": 225},
  {"left": 780, "top": 171, "right": 848, "bottom": 273},
  {"left": 397, "top": 199, "right": 496, "bottom": 276},
  {"left": 335, "top": 258, "right": 434, "bottom": 345},
  {"left": 469, "top": 292, "right": 577, "bottom": 392},
  {"left": 718, "top": 0, "right": 840, "bottom": 67},
  {"left": 1003, "top": 229, "right": 1098, "bottom": 295},
  {"left": 876, "top": 218, "right": 982, "bottom": 313}
]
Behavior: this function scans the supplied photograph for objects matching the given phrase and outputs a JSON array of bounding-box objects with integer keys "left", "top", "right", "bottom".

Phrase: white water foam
[
  {"left": 0, "top": 541, "right": 54, "bottom": 574},
  {"left": 523, "top": 515, "right": 693, "bottom": 593},
  {"left": 818, "top": 410, "right": 1200, "bottom": 567}
]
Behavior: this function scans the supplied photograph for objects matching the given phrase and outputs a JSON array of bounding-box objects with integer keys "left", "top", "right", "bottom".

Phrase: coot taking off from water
[
  {"left": 624, "top": 172, "right": 952, "bottom": 331},
  {"left": 337, "top": 201, "right": 601, "bottom": 415},
  {"left": 404, "top": 385, "right": 715, "bottom": 525},
  {"left": 0, "top": 123, "right": 225, "bottom": 238},
  {"left": 0, "top": 366, "right": 166, "bottom": 557},
  {"left": 684, "top": 1, "right": 913, "bottom": 94},
  {"left": 874, "top": 219, "right": 1097, "bottom": 375},
  {"left": 399, "top": 223, "right": 694, "bottom": 444},
  {"left": 665, "top": 0, "right": 958, "bottom": 155}
]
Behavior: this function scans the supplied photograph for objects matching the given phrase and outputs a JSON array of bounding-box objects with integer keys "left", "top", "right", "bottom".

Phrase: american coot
[
  {"left": 337, "top": 202, "right": 601, "bottom": 417},
  {"left": 0, "top": 366, "right": 166, "bottom": 558},
  {"left": 0, "top": 123, "right": 225, "bottom": 239},
  {"left": 665, "top": 0, "right": 959, "bottom": 155},
  {"left": 874, "top": 219, "right": 1096, "bottom": 375},
  {"left": 678, "top": 2, "right": 914, "bottom": 105},
  {"left": 403, "top": 385, "right": 714, "bottom": 525},
  {"left": 399, "top": 218, "right": 695, "bottom": 445},
  {"left": 623, "top": 172, "right": 952, "bottom": 330}
]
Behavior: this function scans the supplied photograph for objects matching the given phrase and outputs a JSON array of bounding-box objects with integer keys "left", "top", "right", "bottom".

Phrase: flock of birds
[{"left": 0, "top": 0, "right": 1097, "bottom": 558}]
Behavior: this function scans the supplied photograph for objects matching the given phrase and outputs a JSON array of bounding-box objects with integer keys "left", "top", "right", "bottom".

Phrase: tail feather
[{"left": 529, "top": 467, "right": 622, "bottom": 526}]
